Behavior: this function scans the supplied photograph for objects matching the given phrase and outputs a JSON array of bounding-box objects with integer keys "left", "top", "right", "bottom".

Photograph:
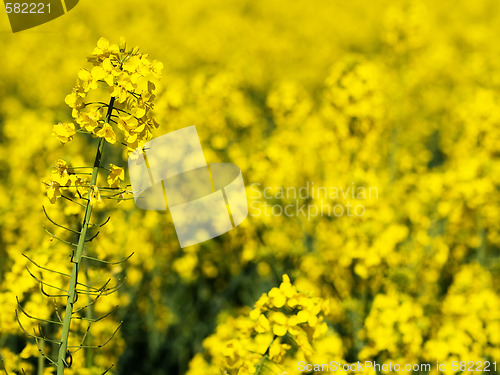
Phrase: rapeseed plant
[{"left": 16, "top": 38, "right": 162, "bottom": 375}]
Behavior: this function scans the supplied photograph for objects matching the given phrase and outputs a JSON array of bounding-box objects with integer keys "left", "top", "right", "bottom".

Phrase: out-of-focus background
[{"left": 0, "top": 0, "right": 499, "bottom": 374}]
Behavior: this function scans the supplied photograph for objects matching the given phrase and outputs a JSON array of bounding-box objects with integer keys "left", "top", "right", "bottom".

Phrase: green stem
[
  {"left": 84, "top": 260, "right": 95, "bottom": 368},
  {"left": 56, "top": 97, "right": 115, "bottom": 375},
  {"left": 37, "top": 340, "right": 45, "bottom": 375}
]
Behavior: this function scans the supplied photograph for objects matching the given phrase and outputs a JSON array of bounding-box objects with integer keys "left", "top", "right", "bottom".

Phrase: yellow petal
[
  {"left": 97, "top": 37, "right": 109, "bottom": 51},
  {"left": 78, "top": 69, "right": 92, "bottom": 82},
  {"left": 91, "top": 66, "right": 106, "bottom": 81},
  {"left": 272, "top": 325, "right": 287, "bottom": 337}
]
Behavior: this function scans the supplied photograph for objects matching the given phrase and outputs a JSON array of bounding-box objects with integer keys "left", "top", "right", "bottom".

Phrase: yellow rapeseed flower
[{"left": 52, "top": 122, "right": 76, "bottom": 143}]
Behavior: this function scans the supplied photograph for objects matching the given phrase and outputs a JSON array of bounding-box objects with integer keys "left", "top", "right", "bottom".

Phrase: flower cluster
[
  {"left": 188, "top": 275, "right": 330, "bottom": 375},
  {"left": 59, "top": 37, "right": 162, "bottom": 154},
  {"left": 42, "top": 159, "right": 126, "bottom": 205}
]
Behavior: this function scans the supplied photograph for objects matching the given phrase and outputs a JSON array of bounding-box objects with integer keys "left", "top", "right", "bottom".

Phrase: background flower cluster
[{"left": 0, "top": 0, "right": 499, "bottom": 374}]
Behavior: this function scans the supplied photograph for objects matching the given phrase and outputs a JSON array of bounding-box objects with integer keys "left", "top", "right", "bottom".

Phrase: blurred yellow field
[{"left": 0, "top": 0, "right": 499, "bottom": 374}]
